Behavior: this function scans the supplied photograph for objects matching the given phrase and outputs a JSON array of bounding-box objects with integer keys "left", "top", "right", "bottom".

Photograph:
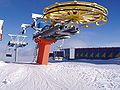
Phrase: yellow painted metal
[
  {"left": 90, "top": 53, "right": 94, "bottom": 58},
  {"left": 95, "top": 53, "right": 100, "bottom": 58},
  {"left": 85, "top": 53, "right": 88, "bottom": 58},
  {"left": 101, "top": 53, "right": 106, "bottom": 58},
  {"left": 116, "top": 53, "right": 120, "bottom": 58},
  {"left": 108, "top": 53, "right": 113, "bottom": 58},
  {"left": 80, "top": 53, "right": 83, "bottom": 57},
  {"left": 43, "top": 1, "right": 108, "bottom": 27}
]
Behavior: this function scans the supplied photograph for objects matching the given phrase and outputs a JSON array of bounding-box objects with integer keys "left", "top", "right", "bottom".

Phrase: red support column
[{"left": 35, "top": 38, "right": 56, "bottom": 65}]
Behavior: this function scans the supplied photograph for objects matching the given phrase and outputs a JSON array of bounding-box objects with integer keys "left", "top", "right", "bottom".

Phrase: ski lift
[
  {"left": 6, "top": 48, "right": 13, "bottom": 57},
  {"left": 7, "top": 34, "right": 28, "bottom": 62}
]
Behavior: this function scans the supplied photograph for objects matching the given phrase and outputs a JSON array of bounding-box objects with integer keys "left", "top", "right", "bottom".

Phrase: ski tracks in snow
[{"left": 0, "top": 62, "right": 120, "bottom": 90}]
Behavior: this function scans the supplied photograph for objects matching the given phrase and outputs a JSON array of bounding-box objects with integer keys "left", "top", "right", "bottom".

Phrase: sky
[{"left": 0, "top": 0, "right": 120, "bottom": 62}]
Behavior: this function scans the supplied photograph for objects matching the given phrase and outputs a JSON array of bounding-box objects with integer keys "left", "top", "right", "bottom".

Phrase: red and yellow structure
[{"left": 34, "top": 1, "right": 108, "bottom": 65}]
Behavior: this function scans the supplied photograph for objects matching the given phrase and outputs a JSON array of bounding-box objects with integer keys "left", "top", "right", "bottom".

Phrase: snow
[{"left": 0, "top": 60, "right": 120, "bottom": 90}]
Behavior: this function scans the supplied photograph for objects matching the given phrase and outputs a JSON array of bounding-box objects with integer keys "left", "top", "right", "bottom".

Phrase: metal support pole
[
  {"left": 14, "top": 45, "right": 18, "bottom": 62},
  {"left": 35, "top": 38, "right": 56, "bottom": 65}
]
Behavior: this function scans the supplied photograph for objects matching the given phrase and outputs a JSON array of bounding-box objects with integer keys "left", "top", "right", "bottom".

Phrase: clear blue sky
[{"left": 0, "top": 0, "right": 120, "bottom": 61}]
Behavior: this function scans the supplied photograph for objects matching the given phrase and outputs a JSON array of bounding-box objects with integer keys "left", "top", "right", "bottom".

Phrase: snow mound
[{"left": 0, "top": 61, "right": 120, "bottom": 90}]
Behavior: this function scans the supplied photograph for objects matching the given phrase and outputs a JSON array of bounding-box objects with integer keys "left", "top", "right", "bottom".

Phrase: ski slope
[{"left": 0, "top": 60, "right": 120, "bottom": 90}]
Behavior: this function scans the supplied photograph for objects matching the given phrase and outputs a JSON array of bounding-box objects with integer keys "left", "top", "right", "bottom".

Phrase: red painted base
[{"left": 35, "top": 38, "right": 56, "bottom": 65}]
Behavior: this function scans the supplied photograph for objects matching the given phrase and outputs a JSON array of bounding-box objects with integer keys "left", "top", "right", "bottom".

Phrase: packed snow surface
[{"left": 0, "top": 60, "right": 120, "bottom": 90}]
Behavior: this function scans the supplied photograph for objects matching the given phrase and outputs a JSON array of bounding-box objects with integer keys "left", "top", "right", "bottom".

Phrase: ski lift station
[{"left": 0, "top": 0, "right": 120, "bottom": 64}]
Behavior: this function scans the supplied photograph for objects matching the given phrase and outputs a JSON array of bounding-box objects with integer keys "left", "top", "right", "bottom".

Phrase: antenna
[{"left": 7, "top": 34, "right": 28, "bottom": 62}]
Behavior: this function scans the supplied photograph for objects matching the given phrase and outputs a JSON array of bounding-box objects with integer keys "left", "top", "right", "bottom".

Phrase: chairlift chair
[{"left": 6, "top": 48, "right": 13, "bottom": 57}]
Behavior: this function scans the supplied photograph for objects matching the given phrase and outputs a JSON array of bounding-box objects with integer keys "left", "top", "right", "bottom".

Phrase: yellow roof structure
[{"left": 43, "top": 1, "right": 108, "bottom": 27}]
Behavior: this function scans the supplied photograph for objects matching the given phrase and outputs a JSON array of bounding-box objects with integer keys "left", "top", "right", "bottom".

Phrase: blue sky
[{"left": 0, "top": 0, "right": 120, "bottom": 61}]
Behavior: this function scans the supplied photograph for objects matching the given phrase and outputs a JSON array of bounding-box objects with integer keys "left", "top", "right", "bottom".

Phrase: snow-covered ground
[{"left": 0, "top": 59, "right": 120, "bottom": 90}]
